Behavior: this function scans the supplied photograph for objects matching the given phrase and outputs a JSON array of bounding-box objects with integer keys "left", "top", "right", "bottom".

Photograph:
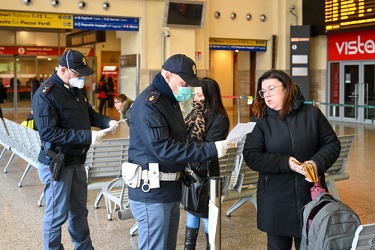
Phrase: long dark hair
[
  {"left": 252, "top": 69, "right": 297, "bottom": 119},
  {"left": 201, "top": 77, "right": 228, "bottom": 119},
  {"left": 100, "top": 75, "right": 106, "bottom": 83}
]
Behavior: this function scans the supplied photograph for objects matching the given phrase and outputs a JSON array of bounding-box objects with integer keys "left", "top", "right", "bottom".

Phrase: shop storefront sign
[{"left": 328, "top": 29, "right": 375, "bottom": 61}]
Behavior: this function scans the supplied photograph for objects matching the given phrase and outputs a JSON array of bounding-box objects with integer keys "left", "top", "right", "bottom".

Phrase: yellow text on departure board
[{"left": 0, "top": 11, "right": 73, "bottom": 29}]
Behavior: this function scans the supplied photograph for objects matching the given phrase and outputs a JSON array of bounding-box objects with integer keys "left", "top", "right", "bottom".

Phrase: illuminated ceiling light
[
  {"left": 230, "top": 12, "right": 236, "bottom": 20},
  {"left": 214, "top": 11, "right": 220, "bottom": 19},
  {"left": 102, "top": 2, "right": 110, "bottom": 10},
  {"left": 245, "top": 13, "right": 252, "bottom": 21},
  {"left": 78, "top": 1, "right": 87, "bottom": 9},
  {"left": 51, "top": 0, "right": 59, "bottom": 7},
  {"left": 260, "top": 14, "right": 267, "bottom": 22},
  {"left": 23, "top": 0, "right": 32, "bottom": 5}
]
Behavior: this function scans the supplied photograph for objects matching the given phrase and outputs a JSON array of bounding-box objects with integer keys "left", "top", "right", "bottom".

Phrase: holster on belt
[
  {"left": 122, "top": 162, "right": 142, "bottom": 188},
  {"left": 46, "top": 149, "right": 66, "bottom": 181}
]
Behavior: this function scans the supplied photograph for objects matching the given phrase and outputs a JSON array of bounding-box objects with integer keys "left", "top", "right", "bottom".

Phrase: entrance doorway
[
  {"left": 0, "top": 55, "right": 96, "bottom": 111},
  {"left": 329, "top": 61, "right": 375, "bottom": 124}
]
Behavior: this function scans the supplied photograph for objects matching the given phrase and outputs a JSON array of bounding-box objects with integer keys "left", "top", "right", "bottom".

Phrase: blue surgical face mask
[{"left": 174, "top": 86, "right": 192, "bottom": 102}]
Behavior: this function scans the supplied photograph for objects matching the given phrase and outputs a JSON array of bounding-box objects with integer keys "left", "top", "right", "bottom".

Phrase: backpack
[
  {"left": 95, "top": 83, "right": 100, "bottom": 93},
  {"left": 300, "top": 192, "right": 361, "bottom": 250}
]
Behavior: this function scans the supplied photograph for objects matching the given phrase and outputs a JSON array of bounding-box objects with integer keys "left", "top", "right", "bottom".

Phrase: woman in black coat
[
  {"left": 183, "top": 77, "right": 229, "bottom": 250},
  {"left": 242, "top": 69, "right": 341, "bottom": 250}
]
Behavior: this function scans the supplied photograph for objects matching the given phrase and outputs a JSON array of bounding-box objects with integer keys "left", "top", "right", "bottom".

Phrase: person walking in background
[
  {"left": 32, "top": 49, "right": 118, "bottom": 250},
  {"left": 107, "top": 76, "right": 115, "bottom": 108},
  {"left": 0, "top": 79, "right": 8, "bottom": 103},
  {"left": 242, "top": 69, "right": 341, "bottom": 250},
  {"left": 31, "top": 75, "right": 41, "bottom": 100},
  {"left": 97, "top": 75, "right": 108, "bottom": 114},
  {"left": 183, "top": 77, "right": 229, "bottom": 250},
  {"left": 127, "top": 54, "right": 229, "bottom": 250},
  {"left": 114, "top": 93, "right": 133, "bottom": 126}
]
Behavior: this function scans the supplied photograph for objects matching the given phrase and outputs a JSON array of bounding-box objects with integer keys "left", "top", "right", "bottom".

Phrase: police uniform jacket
[
  {"left": 128, "top": 73, "right": 218, "bottom": 203},
  {"left": 32, "top": 71, "right": 112, "bottom": 166},
  {"left": 187, "top": 112, "right": 229, "bottom": 177},
  {"left": 242, "top": 87, "right": 341, "bottom": 237}
]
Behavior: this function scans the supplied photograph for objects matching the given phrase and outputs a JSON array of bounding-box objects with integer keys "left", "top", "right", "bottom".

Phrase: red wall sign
[
  {"left": 0, "top": 46, "right": 95, "bottom": 56},
  {"left": 328, "top": 29, "right": 375, "bottom": 61}
]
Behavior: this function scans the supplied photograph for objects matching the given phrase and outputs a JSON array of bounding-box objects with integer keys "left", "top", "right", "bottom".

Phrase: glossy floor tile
[{"left": 1, "top": 107, "right": 375, "bottom": 250}]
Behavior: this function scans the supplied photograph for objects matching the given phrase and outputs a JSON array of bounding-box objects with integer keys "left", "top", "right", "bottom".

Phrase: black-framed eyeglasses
[{"left": 258, "top": 85, "right": 283, "bottom": 98}]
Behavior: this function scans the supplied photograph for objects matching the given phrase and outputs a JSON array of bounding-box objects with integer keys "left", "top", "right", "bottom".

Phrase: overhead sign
[
  {"left": 0, "top": 11, "right": 73, "bottom": 29},
  {"left": 328, "top": 29, "right": 375, "bottom": 61},
  {"left": 66, "top": 30, "right": 106, "bottom": 47},
  {"left": 74, "top": 15, "right": 139, "bottom": 31},
  {"left": 209, "top": 38, "right": 267, "bottom": 52},
  {"left": 0, "top": 46, "right": 95, "bottom": 56},
  {"left": 0, "top": 46, "right": 62, "bottom": 55}
]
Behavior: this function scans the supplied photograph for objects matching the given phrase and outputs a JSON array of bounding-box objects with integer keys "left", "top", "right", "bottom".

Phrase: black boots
[
  {"left": 184, "top": 227, "right": 199, "bottom": 250},
  {"left": 184, "top": 227, "right": 211, "bottom": 250},
  {"left": 205, "top": 233, "right": 210, "bottom": 250}
]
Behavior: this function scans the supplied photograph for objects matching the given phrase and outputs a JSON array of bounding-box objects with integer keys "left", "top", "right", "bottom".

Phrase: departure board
[{"left": 325, "top": 0, "right": 375, "bottom": 32}]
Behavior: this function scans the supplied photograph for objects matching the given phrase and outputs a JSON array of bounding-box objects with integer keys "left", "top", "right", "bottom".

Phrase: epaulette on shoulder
[
  {"left": 40, "top": 82, "right": 54, "bottom": 95},
  {"left": 145, "top": 91, "right": 160, "bottom": 103}
]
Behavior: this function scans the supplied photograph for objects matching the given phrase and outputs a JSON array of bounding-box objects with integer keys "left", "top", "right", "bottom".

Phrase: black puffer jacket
[{"left": 242, "top": 89, "right": 341, "bottom": 237}]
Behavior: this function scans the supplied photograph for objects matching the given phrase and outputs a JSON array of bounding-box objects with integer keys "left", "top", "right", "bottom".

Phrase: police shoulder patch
[
  {"left": 40, "top": 82, "right": 54, "bottom": 95},
  {"left": 145, "top": 91, "right": 160, "bottom": 103}
]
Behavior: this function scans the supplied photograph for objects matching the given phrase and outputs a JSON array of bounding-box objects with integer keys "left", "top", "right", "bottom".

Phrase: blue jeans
[
  {"left": 130, "top": 200, "right": 180, "bottom": 250},
  {"left": 186, "top": 211, "right": 209, "bottom": 233},
  {"left": 38, "top": 162, "right": 93, "bottom": 250}
]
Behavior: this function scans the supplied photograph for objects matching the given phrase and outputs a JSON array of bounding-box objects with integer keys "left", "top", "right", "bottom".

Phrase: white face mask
[{"left": 69, "top": 77, "right": 85, "bottom": 89}]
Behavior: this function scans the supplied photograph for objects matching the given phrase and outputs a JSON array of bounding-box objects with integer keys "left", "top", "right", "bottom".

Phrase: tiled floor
[{"left": 1, "top": 107, "right": 375, "bottom": 250}]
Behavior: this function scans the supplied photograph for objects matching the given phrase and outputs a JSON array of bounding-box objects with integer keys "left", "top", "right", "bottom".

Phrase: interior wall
[
  {"left": 210, "top": 50, "right": 233, "bottom": 109},
  {"left": 1, "top": 0, "right": 144, "bottom": 17}
]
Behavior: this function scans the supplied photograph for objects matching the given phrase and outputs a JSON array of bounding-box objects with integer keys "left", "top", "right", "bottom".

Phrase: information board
[
  {"left": 209, "top": 38, "right": 267, "bottom": 52},
  {"left": 0, "top": 11, "right": 72, "bottom": 29},
  {"left": 74, "top": 15, "right": 139, "bottom": 31},
  {"left": 325, "top": 0, "right": 375, "bottom": 32}
]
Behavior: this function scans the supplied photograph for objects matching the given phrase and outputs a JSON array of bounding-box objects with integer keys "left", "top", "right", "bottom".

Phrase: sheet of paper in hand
[{"left": 226, "top": 122, "right": 256, "bottom": 143}]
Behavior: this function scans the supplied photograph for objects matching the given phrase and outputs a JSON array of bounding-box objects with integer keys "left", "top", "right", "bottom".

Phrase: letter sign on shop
[{"left": 328, "top": 29, "right": 375, "bottom": 61}]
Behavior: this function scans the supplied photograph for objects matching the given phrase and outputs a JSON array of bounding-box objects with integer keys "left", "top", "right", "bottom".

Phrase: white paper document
[
  {"left": 226, "top": 122, "right": 256, "bottom": 143},
  {"left": 208, "top": 200, "right": 219, "bottom": 249}
]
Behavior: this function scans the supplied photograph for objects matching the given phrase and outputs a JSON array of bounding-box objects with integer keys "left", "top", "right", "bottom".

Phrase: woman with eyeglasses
[
  {"left": 242, "top": 69, "right": 341, "bottom": 250},
  {"left": 114, "top": 93, "right": 133, "bottom": 126}
]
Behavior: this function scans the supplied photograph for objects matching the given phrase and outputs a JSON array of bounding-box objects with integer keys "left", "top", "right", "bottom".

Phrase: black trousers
[
  {"left": 107, "top": 94, "right": 114, "bottom": 108},
  {"left": 98, "top": 98, "right": 107, "bottom": 114},
  {"left": 267, "top": 234, "right": 301, "bottom": 250}
]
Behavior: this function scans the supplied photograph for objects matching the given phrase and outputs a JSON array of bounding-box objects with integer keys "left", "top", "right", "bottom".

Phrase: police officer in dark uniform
[
  {"left": 128, "top": 54, "right": 229, "bottom": 249},
  {"left": 32, "top": 49, "right": 118, "bottom": 250}
]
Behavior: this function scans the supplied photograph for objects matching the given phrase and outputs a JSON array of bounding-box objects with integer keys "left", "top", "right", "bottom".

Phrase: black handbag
[{"left": 181, "top": 163, "right": 210, "bottom": 213}]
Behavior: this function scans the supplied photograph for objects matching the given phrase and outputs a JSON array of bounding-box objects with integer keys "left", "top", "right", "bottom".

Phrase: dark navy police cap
[
  {"left": 162, "top": 54, "right": 202, "bottom": 87},
  {"left": 59, "top": 50, "right": 95, "bottom": 76}
]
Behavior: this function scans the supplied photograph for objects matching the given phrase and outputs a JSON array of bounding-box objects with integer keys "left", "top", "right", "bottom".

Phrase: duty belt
[
  {"left": 141, "top": 170, "right": 181, "bottom": 181},
  {"left": 141, "top": 170, "right": 181, "bottom": 192}
]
